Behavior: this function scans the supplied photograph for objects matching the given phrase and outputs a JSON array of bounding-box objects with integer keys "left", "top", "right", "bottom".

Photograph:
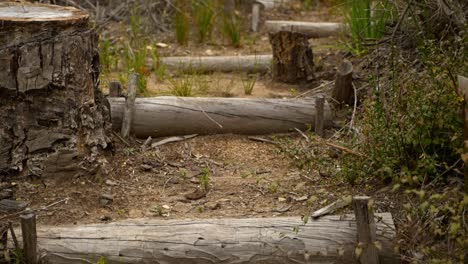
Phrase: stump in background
[
  {"left": 269, "top": 31, "right": 314, "bottom": 83},
  {"left": 332, "top": 59, "right": 354, "bottom": 107},
  {"left": 0, "top": 2, "right": 111, "bottom": 178}
]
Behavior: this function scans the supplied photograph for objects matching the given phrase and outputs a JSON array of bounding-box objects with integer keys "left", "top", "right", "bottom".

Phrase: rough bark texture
[
  {"left": 0, "top": 3, "right": 111, "bottom": 179},
  {"left": 11, "top": 214, "right": 397, "bottom": 264},
  {"left": 108, "top": 96, "right": 332, "bottom": 138},
  {"left": 269, "top": 31, "right": 314, "bottom": 83},
  {"left": 156, "top": 55, "right": 272, "bottom": 73},
  {"left": 265, "top": 21, "right": 344, "bottom": 38},
  {"left": 332, "top": 60, "right": 354, "bottom": 106}
]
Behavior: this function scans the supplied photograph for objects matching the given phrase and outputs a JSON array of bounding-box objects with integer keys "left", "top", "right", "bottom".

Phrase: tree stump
[
  {"left": 269, "top": 31, "right": 314, "bottom": 83},
  {"left": 0, "top": 3, "right": 111, "bottom": 178}
]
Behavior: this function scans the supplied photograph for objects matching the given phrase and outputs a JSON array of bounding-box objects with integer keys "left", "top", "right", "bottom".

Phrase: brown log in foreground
[
  {"left": 14, "top": 214, "right": 397, "bottom": 264},
  {"left": 108, "top": 96, "right": 332, "bottom": 138}
]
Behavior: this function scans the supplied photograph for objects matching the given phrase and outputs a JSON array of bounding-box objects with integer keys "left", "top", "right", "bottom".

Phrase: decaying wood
[
  {"left": 315, "top": 96, "right": 325, "bottom": 137},
  {"left": 311, "top": 196, "right": 352, "bottom": 218},
  {"left": 251, "top": 2, "right": 261, "bottom": 32},
  {"left": 157, "top": 55, "right": 272, "bottom": 73},
  {"left": 20, "top": 212, "right": 37, "bottom": 264},
  {"left": 121, "top": 73, "right": 138, "bottom": 139},
  {"left": 109, "top": 81, "right": 122, "bottom": 97},
  {"left": 458, "top": 75, "right": 468, "bottom": 193},
  {"left": 108, "top": 96, "right": 332, "bottom": 138},
  {"left": 0, "top": 199, "right": 28, "bottom": 213},
  {"left": 151, "top": 134, "right": 198, "bottom": 148},
  {"left": 353, "top": 196, "right": 379, "bottom": 264},
  {"left": 11, "top": 214, "right": 397, "bottom": 264},
  {"left": 0, "top": 2, "right": 111, "bottom": 178},
  {"left": 332, "top": 60, "right": 354, "bottom": 106},
  {"left": 269, "top": 31, "right": 314, "bottom": 83},
  {"left": 265, "top": 21, "right": 344, "bottom": 38}
]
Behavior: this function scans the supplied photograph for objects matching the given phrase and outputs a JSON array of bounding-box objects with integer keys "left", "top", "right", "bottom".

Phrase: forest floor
[{"left": 8, "top": 1, "right": 398, "bottom": 227}]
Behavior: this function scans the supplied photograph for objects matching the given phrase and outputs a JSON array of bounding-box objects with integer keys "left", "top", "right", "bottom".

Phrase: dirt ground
[{"left": 3, "top": 1, "right": 397, "bottom": 227}]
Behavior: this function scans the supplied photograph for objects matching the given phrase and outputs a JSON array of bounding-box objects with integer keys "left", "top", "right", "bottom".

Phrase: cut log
[
  {"left": 0, "top": 2, "right": 111, "bottom": 178},
  {"left": 108, "top": 96, "right": 332, "bottom": 138},
  {"left": 11, "top": 214, "right": 397, "bottom": 264},
  {"left": 156, "top": 55, "right": 272, "bottom": 73},
  {"left": 265, "top": 21, "right": 344, "bottom": 38},
  {"left": 269, "top": 31, "right": 314, "bottom": 83},
  {"left": 332, "top": 59, "right": 354, "bottom": 106}
]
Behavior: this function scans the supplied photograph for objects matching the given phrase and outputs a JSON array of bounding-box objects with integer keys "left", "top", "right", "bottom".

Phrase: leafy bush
[{"left": 193, "top": 0, "right": 216, "bottom": 43}]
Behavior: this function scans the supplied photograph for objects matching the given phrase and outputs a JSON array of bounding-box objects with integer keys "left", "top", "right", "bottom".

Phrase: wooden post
[
  {"left": 458, "top": 75, "right": 468, "bottom": 193},
  {"left": 20, "top": 211, "right": 37, "bottom": 264},
  {"left": 315, "top": 96, "right": 325, "bottom": 137},
  {"left": 120, "top": 73, "right": 138, "bottom": 139},
  {"left": 251, "top": 2, "right": 261, "bottom": 32},
  {"left": 109, "top": 81, "right": 122, "bottom": 97},
  {"left": 353, "top": 196, "right": 379, "bottom": 264},
  {"left": 332, "top": 60, "right": 354, "bottom": 107}
]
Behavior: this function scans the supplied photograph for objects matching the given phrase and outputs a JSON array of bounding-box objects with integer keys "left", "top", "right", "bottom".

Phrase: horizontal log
[
  {"left": 108, "top": 96, "right": 332, "bottom": 138},
  {"left": 265, "top": 21, "right": 344, "bottom": 38},
  {"left": 157, "top": 55, "right": 272, "bottom": 73},
  {"left": 16, "top": 214, "right": 397, "bottom": 263},
  {"left": 256, "top": 0, "right": 290, "bottom": 9}
]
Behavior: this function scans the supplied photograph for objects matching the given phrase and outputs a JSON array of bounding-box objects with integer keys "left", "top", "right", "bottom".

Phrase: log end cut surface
[{"left": 0, "top": 2, "right": 88, "bottom": 22}]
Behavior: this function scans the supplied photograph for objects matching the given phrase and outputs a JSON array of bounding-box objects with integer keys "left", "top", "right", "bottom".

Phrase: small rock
[
  {"left": 156, "top": 42, "right": 168, "bottom": 48},
  {"left": 205, "top": 49, "right": 214, "bottom": 55},
  {"left": 99, "top": 194, "right": 113, "bottom": 206},
  {"left": 168, "top": 177, "right": 180, "bottom": 184},
  {"left": 278, "top": 197, "right": 287, "bottom": 202},
  {"left": 190, "top": 177, "right": 200, "bottom": 184},
  {"left": 184, "top": 189, "right": 207, "bottom": 200},
  {"left": 140, "top": 164, "right": 153, "bottom": 171},
  {"left": 0, "top": 188, "right": 14, "bottom": 200},
  {"left": 293, "top": 195, "right": 308, "bottom": 202},
  {"left": 100, "top": 215, "right": 112, "bottom": 221},
  {"left": 105, "top": 180, "right": 118, "bottom": 186},
  {"left": 205, "top": 201, "right": 220, "bottom": 210}
]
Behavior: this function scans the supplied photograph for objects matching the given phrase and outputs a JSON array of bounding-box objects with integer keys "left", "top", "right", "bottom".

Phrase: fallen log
[
  {"left": 157, "top": 55, "right": 272, "bottom": 73},
  {"left": 108, "top": 96, "right": 332, "bottom": 137},
  {"left": 265, "top": 21, "right": 344, "bottom": 38},
  {"left": 256, "top": 0, "right": 290, "bottom": 9},
  {"left": 16, "top": 214, "right": 397, "bottom": 264}
]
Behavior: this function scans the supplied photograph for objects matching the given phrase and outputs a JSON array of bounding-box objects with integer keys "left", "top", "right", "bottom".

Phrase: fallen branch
[
  {"left": 247, "top": 136, "right": 278, "bottom": 145},
  {"left": 151, "top": 134, "right": 198, "bottom": 148},
  {"left": 0, "top": 198, "right": 69, "bottom": 221},
  {"left": 311, "top": 195, "right": 352, "bottom": 218}
]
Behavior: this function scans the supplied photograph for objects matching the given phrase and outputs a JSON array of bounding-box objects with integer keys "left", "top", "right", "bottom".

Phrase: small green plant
[
  {"left": 343, "top": 0, "right": 394, "bottom": 54},
  {"left": 241, "top": 74, "right": 257, "bottom": 95},
  {"left": 96, "top": 256, "right": 106, "bottom": 264},
  {"left": 99, "top": 38, "right": 117, "bottom": 74},
  {"left": 267, "top": 182, "right": 279, "bottom": 194},
  {"left": 174, "top": 1, "right": 189, "bottom": 45},
  {"left": 193, "top": 0, "right": 216, "bottom": 43},
  {"left": 169, "top": 76, "right": 194, "bottom": 96},
  {"left": 200, "top": 168, "right": 211, "bottom": 190},
  {"left": 11, "top": 248, "right": 26, "bottom": 264},
  {"left": 221, "top": 13, "right": 242, "bottom": 47}
]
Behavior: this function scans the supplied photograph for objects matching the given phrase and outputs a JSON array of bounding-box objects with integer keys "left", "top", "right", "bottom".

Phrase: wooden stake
[
  {"left": 251, "top": 2, "right": 261, "bottom": 32},
  {"left": 120, "top": 73, "right": 138, "bottom": 139},
  {"left": 353, "top": 196, "right": 379, "bottom": 264},
  {"left": 332, "top": 60, "right": 354, "bottom": 107},
  {"left": 315, "top": 96, "right": 325, "bottom": 137},
  {"left": 458, "top": 75, "right": 468, "bottom": 193},
  {"left": 109, "top": 81, "right": 122, "bottom": 97},
  {"left": 20, "top": 211, "right": 37, "bottom": 264}
]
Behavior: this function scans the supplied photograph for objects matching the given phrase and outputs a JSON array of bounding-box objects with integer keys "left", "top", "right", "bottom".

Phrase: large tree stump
[
  {"left": 0, "top": 3, "right": 111, "bottom": 178},
  {"left": 269, "top": 31, "right": 314, "bottom": 83}
]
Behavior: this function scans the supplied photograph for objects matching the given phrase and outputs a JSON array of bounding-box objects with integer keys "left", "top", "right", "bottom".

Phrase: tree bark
[
  {"left": 13, "top": 214, "right": 397, "bottom": 264},
  {"left": 156, "top": 55, "right": 272, "bottom": 73},
  {"left": 108, "top": 96, "right": 332, "bottom": 138},
  {"left": 332, "top": 60, "right": 354, "bottom": 106},
  {"left": 0, "top": 3, "right": 111, "bottom": 178},
  {"left": 265, "top": 21, "right": 344, "bottom": 38},
  {"left": 269, "top": 31, "right": 314, "bottom": 83}
]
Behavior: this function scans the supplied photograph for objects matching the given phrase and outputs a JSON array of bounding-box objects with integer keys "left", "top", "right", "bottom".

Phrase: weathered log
[
  {"left": 332, "top": 60, "right": 354, "bottom": 106},
  {"left": 353, "top": 196, "right": 379, "bottom": 264},
  {"left": 14, "top": 214, "right": 397, "bottom": 264},
  {"left": 157, "top": 55, "right": 272, "bottom": 73},
  {"left": 108, "top": 96, "right": 332, "bottom": 138},
  {"left": 0, "top": 2, "right": 111, "bottom": 178},
  {"left": 265, "top": 21, "right": 344, "bottom": 38},
  {"left": 256, "top": 0, "right": 290, "bottom": 9},
  {"left": 269, "top": 31, "right": 314, "bottom": 83},
  {"left": 20, "top": 212, "right": 38, "bottom": 264}
]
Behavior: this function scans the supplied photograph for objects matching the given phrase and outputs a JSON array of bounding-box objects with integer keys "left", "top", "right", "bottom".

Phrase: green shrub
[
  {"left": 343, "top": 0, "right": 394, "bottom": 54},
  {"left": 193, "top": 0, "right": 216, "bottom": 43},
  {"left": 221, "top": 13, "right": 242, "bottom": 47},
  {"left": 174, "top": 1, "right": 190, "bottom": 45},
  {"left": 241, "top": 74, "right": 257, "bottom": 95}
]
